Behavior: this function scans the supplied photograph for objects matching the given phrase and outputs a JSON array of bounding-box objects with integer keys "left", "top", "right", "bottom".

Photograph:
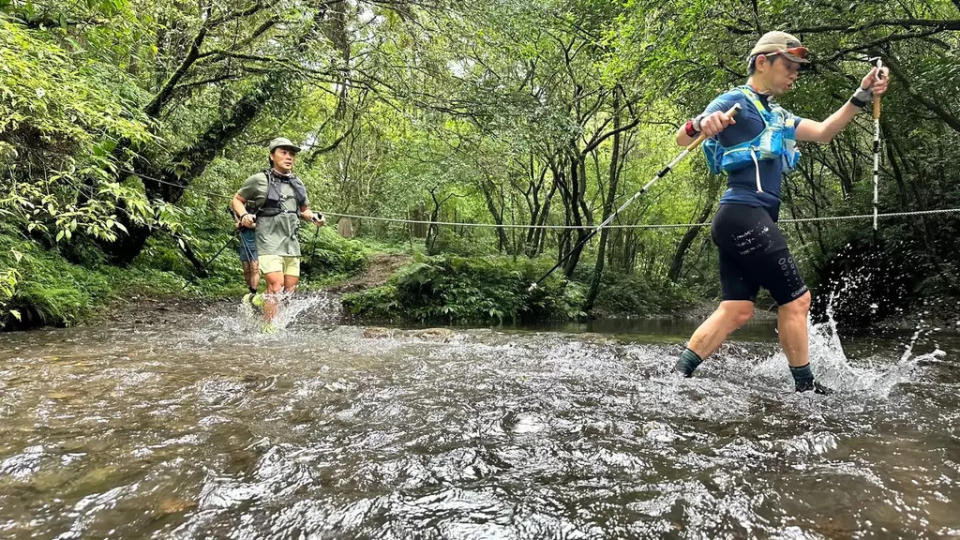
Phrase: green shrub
[
  {"left": 300, "top": 227, "right": 368, "bottom": 279},
  {"left": 342, "top": 254, "right": 585, "bottom": 324},
  {"left": 594, "top": 272, "right": 698, "bottom": 317},
  {"left": 0, "top": 234, "right": 112, "bottom": 328}
]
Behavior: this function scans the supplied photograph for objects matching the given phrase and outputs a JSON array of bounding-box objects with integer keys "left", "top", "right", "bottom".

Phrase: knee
[
  {"left": 265, "top": 277, "right": 284, "bottom": 294},
  {"left": 781, "top": 291, "right": 811, "bottom": 316},
  {"left": 731, "top": 309, "right": 753, "bottom": 328},
  {"left": 719, "top": 303, "right": 754, "bottom": 328}
]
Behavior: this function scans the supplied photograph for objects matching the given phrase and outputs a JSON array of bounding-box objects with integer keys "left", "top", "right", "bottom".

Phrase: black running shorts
[{"left": 710, "top": 203, "right": 808, "bottom": 306}]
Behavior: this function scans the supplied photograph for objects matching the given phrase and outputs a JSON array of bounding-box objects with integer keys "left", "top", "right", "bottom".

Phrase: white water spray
[
  {"left": 214, "top": 292, "right": 341, "bottom": 334},
  {"left": 754, "top": 287, "right": 944, "bottom": 396}
]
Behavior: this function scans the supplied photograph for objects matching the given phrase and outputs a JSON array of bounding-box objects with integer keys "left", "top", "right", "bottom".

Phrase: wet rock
[
  {"left": 72, "top": 466, "right": 118, "bottom": 493},
  {"left": 362, "top": 327, "right": 394, "bottom": 339},
  {"left": 412, "top": 328, "right": 454, "bottom": 341},
  {"left": 157, "top": 497, "right": 197, "bottom": 515},
  {"left": 59, "top": 440, "right": 86, "bottom": 452}
]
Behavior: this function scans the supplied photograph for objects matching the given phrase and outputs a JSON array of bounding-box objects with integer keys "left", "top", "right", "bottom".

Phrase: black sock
[
  {"left": 674, "top": 348, "right": 703, "bottom": 378},
  {"left": 790, "top": 363, "right": 815, "bottom": 392},
  {"left": 249, "top": 286, "right": 257, "bottom": 294}
]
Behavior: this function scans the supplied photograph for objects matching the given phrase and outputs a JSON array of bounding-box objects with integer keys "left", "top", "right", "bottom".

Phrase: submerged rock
[
  {"left": 411, "top": 328, "right": 454, "bottom": 341},
  {"left": 362, "top": 327, "right": 394, "bottom": 339},
  {"left": 157, "top": 497, "right": 197, "bottom": 515}
]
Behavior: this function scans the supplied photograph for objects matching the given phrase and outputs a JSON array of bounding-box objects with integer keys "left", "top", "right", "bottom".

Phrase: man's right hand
[
  {"left": 240, "top": 213, "right": 256, "bottom": 228},
  {"left": 697, "top": 110, "right": 737, "bottom": 138}
]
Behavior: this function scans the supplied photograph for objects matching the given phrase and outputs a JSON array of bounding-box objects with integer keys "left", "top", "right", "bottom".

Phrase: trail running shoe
[
  {"left": 251, "top": 293, "right": 265, "bottom": 308},
  {"left": 242, "top": 293, "right": 254, "bottom": 306},
  {"left": 261, "top": 322, "right": 278, "bottom": 334},
  {"left": 796, "top": 380, "right": 834, "bottom": 395}
]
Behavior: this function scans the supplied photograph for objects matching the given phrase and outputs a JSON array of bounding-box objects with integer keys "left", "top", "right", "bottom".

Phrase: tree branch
[
  {"left": 817, "top": 28, "right": 944, "bottom": 64},
  {"left": 789, "top": 18, "right": 960, "bottom": 34},
  {"left": 144, "top": 24, "right": 208, "bottom": 117},
  {"left": 883, "top": 53, "right": 960, "bottom": 133}
]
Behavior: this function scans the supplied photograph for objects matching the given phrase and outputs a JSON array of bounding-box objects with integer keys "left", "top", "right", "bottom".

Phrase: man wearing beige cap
[
  {"left": 231, "top": 137, "right": 326, "bottom": 331},
  {"left": 673, "top": 31, "right": 889, "bottom": 392}
]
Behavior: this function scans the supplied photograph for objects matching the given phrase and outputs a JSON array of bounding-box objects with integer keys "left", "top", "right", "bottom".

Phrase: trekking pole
[
  {"left": 203, "top": 229, "right": 240, "bottom": 269},
  {"left": 308, "top": 213, "right": 324, "bottom": 261},
  {"left": 869, "top": 57, "right": 884, "bottom": 231},
  {"left": 527, "top": 103, "right": 741, "bottom": 292},
  {"left": 180, "top": 228, "right": 239, "bottom": 290}
]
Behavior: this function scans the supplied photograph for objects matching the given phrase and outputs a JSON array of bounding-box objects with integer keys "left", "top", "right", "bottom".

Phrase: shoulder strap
[
  {"left": 737, "top": 86, "right": 768, "bottom": 114},
  {"left": 287, "top": 175, "right": 307, "bottom": 208}
]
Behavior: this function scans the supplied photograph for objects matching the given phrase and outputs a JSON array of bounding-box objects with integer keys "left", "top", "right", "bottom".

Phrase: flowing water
[{"left": 0, "top": 294, "right": 958, "bottom": 539}]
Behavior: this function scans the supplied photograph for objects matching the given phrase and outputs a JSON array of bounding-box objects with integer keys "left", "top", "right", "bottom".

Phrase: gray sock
[{"left": 674, "top": 348, "right": 703, "bottom": 378}]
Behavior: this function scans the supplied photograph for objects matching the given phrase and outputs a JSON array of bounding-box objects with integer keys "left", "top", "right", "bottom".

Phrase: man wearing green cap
[
  {"left": 673, "top": 31, "right": 889, "bottom": 392},
  {"left": 231, "top": 137, "right": 325, "bottom": 329}
]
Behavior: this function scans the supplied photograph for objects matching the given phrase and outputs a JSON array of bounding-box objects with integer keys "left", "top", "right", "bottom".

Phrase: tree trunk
[
  {"left": 585, "top": 91, "right": 622, "bottom": 310},
  {"left": 478, "top": 177, "right": 509, "bottom": 252},
  {"left": 104, "top": 78, "right": 281, "bottom": 264},
  {"left": 668, "top": 180, "right": 718, "bottom": 283},
  {"left": 562, "top": 150, "right": 589, "bottom": 277}
]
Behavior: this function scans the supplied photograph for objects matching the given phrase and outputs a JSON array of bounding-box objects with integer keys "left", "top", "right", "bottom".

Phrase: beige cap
[
  {"left": 268, "top": 137, "right": 301, "bottom": 153},
  {"left": 748, "top": 31, "right": 810, "bottom": 64}
]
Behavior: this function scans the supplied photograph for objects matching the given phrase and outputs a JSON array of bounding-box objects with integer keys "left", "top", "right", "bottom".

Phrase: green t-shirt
[{"left": 237, "top": 171, "right": 310, "bottom": 257}]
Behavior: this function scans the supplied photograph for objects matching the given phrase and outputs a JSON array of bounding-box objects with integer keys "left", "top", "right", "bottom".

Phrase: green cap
[{"left": 268, "top": 137, "right": 301, "bottom": 153}]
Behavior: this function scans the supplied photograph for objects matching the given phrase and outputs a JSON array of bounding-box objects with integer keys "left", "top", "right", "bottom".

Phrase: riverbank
[{"left": 5, "top": 235, "right": 957, "bottom": 334}]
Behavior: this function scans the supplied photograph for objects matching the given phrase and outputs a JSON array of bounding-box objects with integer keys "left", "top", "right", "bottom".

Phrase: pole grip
[
  {"left": 685, "top": 103, "right": 741, "bottom": 152},
  {"left": 872, "top": 59, "right": 883, "bottom": 119}
]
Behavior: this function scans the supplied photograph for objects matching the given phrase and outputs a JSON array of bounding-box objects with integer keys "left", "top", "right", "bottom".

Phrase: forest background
[{"left": 2, "top": 0, "right": 959, "bottom": 330}]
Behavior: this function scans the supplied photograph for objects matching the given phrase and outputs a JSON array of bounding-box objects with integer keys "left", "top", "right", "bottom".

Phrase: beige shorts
[{"left": 259, "top": 255, "right": 300, "bottom": 277}]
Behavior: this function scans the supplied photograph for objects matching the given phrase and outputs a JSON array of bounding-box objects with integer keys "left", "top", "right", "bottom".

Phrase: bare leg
[
  {"left": 777, "top": 291, "right": 812, "bottom": 367},
  {"left": 283, "top": 274, "right": 299, "bottom": 294},
  {"left": 245, "top": 261, "right": 260, "bottom": 291},
  {"left": 687, "top": 300, "right": 755, "bottom": 359},
  {"left": 263, "top": 271, "right": 284, "bottom": 322}
]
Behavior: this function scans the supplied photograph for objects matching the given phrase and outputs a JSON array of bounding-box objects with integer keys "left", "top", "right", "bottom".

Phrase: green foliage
[
  {"left": 0, "top": 263, "right": 21, "bottom": 324},
  {"left": 0, "top": 230, "right": 111, "bottom": 328},
  {"left": 0, "top": 13, "right": 156, "bottom": 250},
  {"left": 3, "top": 0, "right": 960, "bottom": 331},
  {"left": 300, "top": 227, "right": 368, "bottom": 280},
  {"left": 343, "top": 255, "right": 585, "bottom": 324},
  {"left": 340, "top": 285, "right": 402, "bottom": 321},
  {"left": 595, "top": 273, "right": 698, "bottom": 317}
]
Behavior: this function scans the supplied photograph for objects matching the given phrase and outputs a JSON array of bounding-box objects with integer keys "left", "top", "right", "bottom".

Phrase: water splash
[
  {"left": 754, "top": 289, "right": 943, "bottom": 396},
  {"left": 212, "top": 291, "right": 341, "bottom": 334},
  {"left": 272, "top": 291, "right": 341, "bottom": 329}
]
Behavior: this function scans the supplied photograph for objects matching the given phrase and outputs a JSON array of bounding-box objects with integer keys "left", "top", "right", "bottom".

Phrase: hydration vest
[
  {"left": 702, "top": 86, "right": 801, "bottom": 192},
  {"left": 256, "top": 169, "right": 307, "bottom": 218}
]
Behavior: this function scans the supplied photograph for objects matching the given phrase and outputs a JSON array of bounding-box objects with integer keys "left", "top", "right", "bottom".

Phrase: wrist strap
[{"left": 850, "top": 87, "right": 872, "bottom": 108}]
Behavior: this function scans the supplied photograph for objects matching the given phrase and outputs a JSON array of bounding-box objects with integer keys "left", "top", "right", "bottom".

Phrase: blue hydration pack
[{"left": 702, "top": 86, "right": 801, "bottom": 192}]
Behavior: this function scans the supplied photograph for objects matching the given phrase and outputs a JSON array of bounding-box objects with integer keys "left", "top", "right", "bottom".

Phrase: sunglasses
[{"left": 766, "top": 46, "right": 810, "bottom": 60}]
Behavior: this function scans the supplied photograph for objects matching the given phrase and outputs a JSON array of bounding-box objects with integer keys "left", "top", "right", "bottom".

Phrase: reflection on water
[{"left": 0, "top": 294, "right": 957, "bottom": 538}]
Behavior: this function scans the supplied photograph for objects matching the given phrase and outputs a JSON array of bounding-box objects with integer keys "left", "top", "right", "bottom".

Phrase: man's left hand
[
  {"left": 311, "top": 213, "right": 326, "bottom": 227},
  {"left": 861, "top": 66, "right": 891, "bottom": 96}
]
